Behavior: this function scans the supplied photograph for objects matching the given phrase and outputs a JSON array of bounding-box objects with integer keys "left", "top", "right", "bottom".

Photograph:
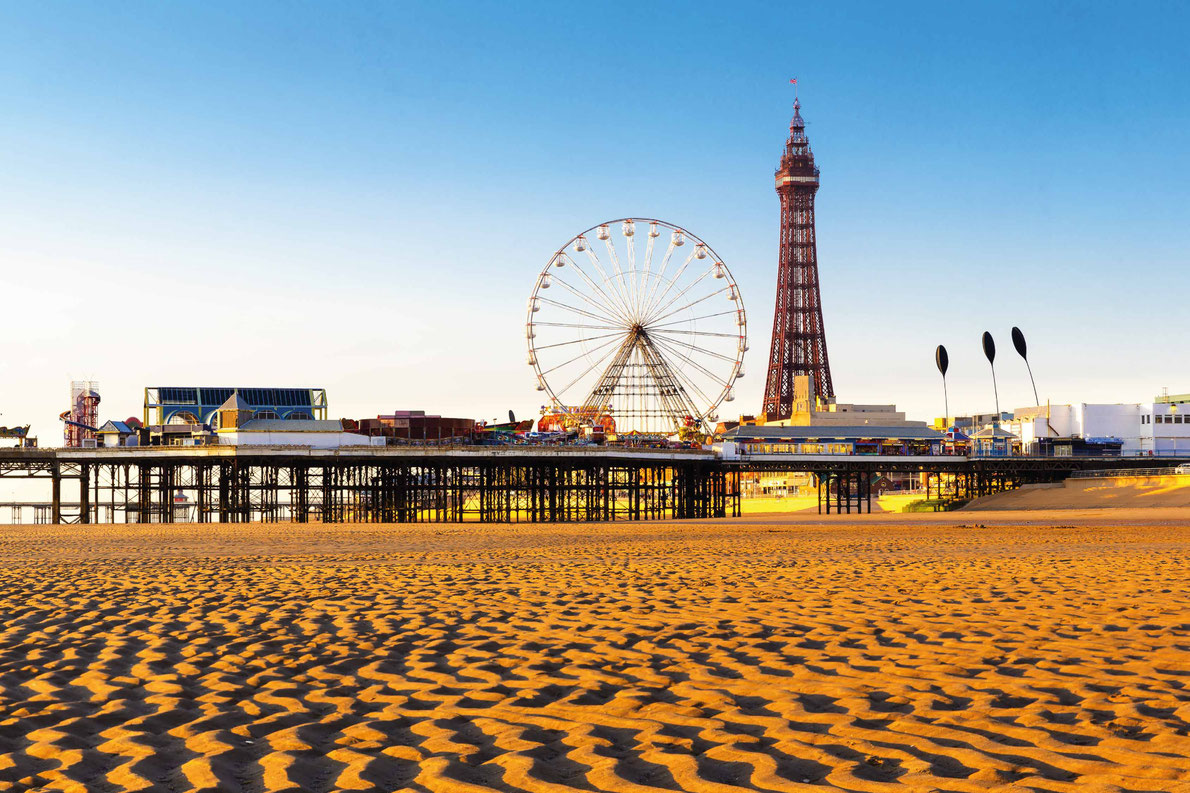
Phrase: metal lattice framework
[
  {"left": 0, "top": 449, "right": 740, "bottom": 524},
  {"left": 527, "top": 218, "right": 747, "bottom": 436},
  {"left": 762, "top": 98, "right": 834, "bottom": 418}
]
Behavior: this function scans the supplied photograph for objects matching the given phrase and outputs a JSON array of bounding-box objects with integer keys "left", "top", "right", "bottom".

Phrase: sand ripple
[{"left": 0, "top": 520, "right": 1187, "bottom": 791}]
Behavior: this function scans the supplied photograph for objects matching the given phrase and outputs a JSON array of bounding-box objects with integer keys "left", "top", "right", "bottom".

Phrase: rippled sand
[{"left": 0, "top": 516, "right": 1187, "bottom": 792}]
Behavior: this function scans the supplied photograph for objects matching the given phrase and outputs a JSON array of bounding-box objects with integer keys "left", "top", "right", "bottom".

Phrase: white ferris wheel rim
[{"left": 526, "top": 217, "right": 747, "bottom": 431}]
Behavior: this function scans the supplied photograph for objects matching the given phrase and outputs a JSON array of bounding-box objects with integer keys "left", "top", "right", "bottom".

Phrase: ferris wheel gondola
[{"left": 527, "top": 218, "right": 747, "bottom": 436}]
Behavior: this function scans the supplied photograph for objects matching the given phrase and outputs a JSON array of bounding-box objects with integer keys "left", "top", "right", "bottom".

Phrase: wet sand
[{"left": 0, "top": 514, "right": 1187, "bottom": 792}]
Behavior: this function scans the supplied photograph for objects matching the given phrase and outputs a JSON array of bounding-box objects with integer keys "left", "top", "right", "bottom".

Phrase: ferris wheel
[{"left": 527, "top": 218, "right": 747, "bottom": 436}]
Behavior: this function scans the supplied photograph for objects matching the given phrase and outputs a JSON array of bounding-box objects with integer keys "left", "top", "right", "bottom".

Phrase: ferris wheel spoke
[
  {"left": 539, "top": 333, "right": 626, "bottom": 378},
  {"left": 648, "top": 334, "right": 724, "bottom": 407},
  {"left": 582, "top": 246, "right": 635, "bottom": 319},
  {"left": 623, "top": 227, "right": 639, "bottom": 319},
  {"left": 640, "top": 226, "right": 656, "bottom": 316},
  {"left": 634, "top": 341, "right": 686, "bottom": 426},
  {"left": 579, "top": 333, "right": 639, "bottom": 417},
  {"left": 642, "top": 248, "right": 698, "bottom": 320},
  {"left": 650, "top": 332, "right": 729, "bottom": 385},
  {"left": 643, "top": 265, "right": 718, "bottom": 324},
  {"left": 639, "top": 239, "right": 677, "bottom": 319},
  {"left": 557, "top": 253, "right": 634, "bottom": 325},
  {"left": 638, "top": 335, "right": 706, "bottom": 421},
  {"left": 533, "top": 321, "right": 624, "bottom": 331},
  {"left": 601, "top": 236, "right": 637, "bottom": 320},
  {"left": 532, "top": 330, "right": 626, "bottom": 352},
  {"left": 649, "top": 333, "right": 719, "bottom": 393},
  {"left": 536, "top": 295, "right": 625, "bottom": 326},
  {"left": 646, "top": 284, "right": 731, "bottom": 327},
  {"left": 650, "top": 333, "right": 738, "bottom": 364},
  {"left": 552, "top": 335, "right": 632, "bottom": 400},
  {"left": 646, "top": 309, "right": 738, "bottom": 330},
  {"left": 550, "top": 275, "right": 629, "bottom": 325},
  {"left": 649, "top": 328, "right": 740, "bottom": 339},
  {"left": 665, "top": 367, "right": 712, "bottom": 420}
]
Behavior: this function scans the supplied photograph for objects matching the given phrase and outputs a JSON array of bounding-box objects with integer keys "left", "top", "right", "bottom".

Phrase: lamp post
[
  {"left": 1171, "top": 403, "right": 1179, "bottom": 458},
  {"left": 1012, "top": 326, "right": 1039, "bottom": 406},
  {"left": 982, "top": 331, "right": 1000, "bottom": 420},
  {"left": 935, "top": 345, "right": 949, "bottom": 428}
]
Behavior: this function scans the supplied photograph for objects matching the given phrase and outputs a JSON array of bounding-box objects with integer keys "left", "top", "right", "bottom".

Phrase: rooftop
[
  {"left": 218, "top": 391, "right": 250, "bottom": 411},
  {"left": 972, "top": 426, "right": 1018, "bottom": 439},
  {"left": 96, "top": 421, "right": 134, "bottom": 434},
  {"left": 235, "top": 419, "right": 347, "bottom": 433}
]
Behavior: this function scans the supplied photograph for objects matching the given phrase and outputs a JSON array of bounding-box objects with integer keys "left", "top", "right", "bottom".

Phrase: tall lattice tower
[{"left": 761, "top": 97, "right": 834, "bottom": 418}]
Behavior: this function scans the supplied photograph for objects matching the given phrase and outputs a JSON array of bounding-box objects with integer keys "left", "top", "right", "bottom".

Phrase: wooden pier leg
[
  {"left": 80, "top": 463, "right": 91, "bottom": 525},
  {"left": 51, "top": 463, "right": 62, "bottom": 525}
]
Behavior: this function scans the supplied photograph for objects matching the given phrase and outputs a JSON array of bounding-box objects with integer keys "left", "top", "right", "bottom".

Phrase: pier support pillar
[
  {"left": 51, "top": 463, "right": 61, "bottom": 525},
  {"left": 80, "top": 463, "right": 91, "bottom": 525}
]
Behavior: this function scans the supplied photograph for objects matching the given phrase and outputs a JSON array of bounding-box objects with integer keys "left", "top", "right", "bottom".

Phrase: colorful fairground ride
[
  {"left": 537, "top": 404, "right": 703, "bottom": 446},
  {"left": 611, "top": 414, "right": 708, "bottom": 446},
  {"left": 473, "top": 411, "right": 536, "bottom": 444},
  {"left": 537, "top": 404, "right": 617, "bottom": 442},
  {"left": 0, "top": 424, "right": 36, "bottom": 448}
]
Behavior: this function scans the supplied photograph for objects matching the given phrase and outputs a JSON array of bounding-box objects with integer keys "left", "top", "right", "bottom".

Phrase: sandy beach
[{"left": 0, "top": 514, "right": 1187, "bottom": 792}]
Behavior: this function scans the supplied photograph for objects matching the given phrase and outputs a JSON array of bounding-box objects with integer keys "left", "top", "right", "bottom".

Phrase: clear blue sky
[{"left": 1, "top": 1, "right": 1187, "bottom": 439}]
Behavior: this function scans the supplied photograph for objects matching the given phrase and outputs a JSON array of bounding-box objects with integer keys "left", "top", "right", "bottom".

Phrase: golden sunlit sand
[{"left": 0, "top": 514, "right": 1188, "bottom": 792}]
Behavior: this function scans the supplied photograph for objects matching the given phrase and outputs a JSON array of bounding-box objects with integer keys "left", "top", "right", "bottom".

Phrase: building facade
[
  {"left": 1011, "top": 394, "right": 1190, "bottom": 455},
  {"left": 143, "top": 387, "right": 328, "bottom": 426}
]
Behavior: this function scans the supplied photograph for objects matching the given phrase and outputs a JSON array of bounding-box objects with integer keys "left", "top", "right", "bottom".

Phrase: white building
[
  {"left": 1011, "top": 393, "right": 1190, "bottom": 456},
  {"left": 218, "top": 419, "right": 384, "bottom": 449},
  {"left": 213, "top": 393, "right": 382, "bottom": 449}
]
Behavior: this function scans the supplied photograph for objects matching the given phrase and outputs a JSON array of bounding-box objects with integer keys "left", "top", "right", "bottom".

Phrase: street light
[
  {"left": 935, "top": 345, "right": 949, "bottom": 428},
  {"left": 1012, "top": 326, "right": 1040, "bottom": 406},
  {"left": 982, "top": 331, "right": 1000, "bottom": 419}
]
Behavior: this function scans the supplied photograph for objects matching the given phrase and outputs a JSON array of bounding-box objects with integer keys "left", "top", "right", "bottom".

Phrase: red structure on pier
[{"left": 761, "top": 97, "right": 834, "bottom": 418}]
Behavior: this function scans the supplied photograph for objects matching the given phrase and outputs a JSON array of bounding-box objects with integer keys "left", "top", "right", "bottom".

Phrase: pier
[
  {"left": 0, "top": 447, "right": 739, "bottom": 525},
  {"left": 3, "top": 447, "right": 1188, "bottom": 524}
]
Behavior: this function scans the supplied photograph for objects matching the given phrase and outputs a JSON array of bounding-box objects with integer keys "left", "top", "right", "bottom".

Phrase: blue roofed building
[{"left": 143, "top": 387, "right": 328, "bottom": 427}]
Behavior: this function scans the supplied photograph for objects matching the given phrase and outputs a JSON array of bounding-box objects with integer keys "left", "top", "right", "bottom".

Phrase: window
[{"left": 160, "top": 387, "right": 199, "bottom": 405}]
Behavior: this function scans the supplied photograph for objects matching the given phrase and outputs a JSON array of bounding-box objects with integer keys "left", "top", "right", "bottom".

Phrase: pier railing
[{"left": 1069, "top": 466, "right": 1188, "bottom": 479}]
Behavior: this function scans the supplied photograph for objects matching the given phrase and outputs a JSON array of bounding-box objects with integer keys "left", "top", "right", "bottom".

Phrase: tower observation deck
[{"left": 761, "top": 97, "right": 834, "bottom": 418}]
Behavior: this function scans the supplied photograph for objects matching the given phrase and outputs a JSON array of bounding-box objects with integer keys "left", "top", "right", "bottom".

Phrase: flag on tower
[{"left": 790, "top": 78, "right": 797, "bottom": 84}]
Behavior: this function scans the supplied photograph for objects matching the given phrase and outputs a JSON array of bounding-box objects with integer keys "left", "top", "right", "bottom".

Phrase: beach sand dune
[
  {"left": 0, "top": 517, "right": 1187, "bottom": 792},
  {"left": 965, "top": 475, "right": 1190, "bottom": 511}
]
